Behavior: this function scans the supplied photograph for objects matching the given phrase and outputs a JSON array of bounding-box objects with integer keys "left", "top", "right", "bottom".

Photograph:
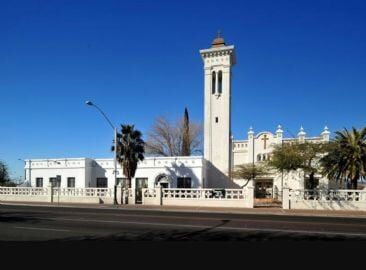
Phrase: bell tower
[{"left": 200, "top": 33, "right": 236, "bottom": 185}]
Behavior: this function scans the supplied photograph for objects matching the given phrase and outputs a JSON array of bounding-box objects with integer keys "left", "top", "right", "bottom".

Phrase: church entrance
[
  {"left": 254, "top": 179, "right": 281, "bottom": 208},
  {"left": 255, "top": 179, "right": 273, "bottom": 199}
]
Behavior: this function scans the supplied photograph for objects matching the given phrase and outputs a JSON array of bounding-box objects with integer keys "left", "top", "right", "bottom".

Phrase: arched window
[
  {"left": 263, "top": 154, "right": 266, "bottom": 161},
  {"left": 218, "top": 70, "right": 223, "bottom": 94},
  {"left": 212, "top": 71, "right": 216, "bottom": 94},
  {"left": 257, "top": 154, "right": 262, "bottom": 162}
]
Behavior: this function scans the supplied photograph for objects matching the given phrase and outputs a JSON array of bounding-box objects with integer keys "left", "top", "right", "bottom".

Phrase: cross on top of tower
[{"left": 212, "top": 30, "right": 226, "bottom": 48}]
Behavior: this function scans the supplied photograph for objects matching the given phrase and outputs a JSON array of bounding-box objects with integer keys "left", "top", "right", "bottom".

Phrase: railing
[
  {"left": 162, "top": 188, "right": 246, "bottom": 200},
  {"left": 289, "top": 189, "right": 366, "bottom": 202},
  {"left": 0, "top": 187, "right": 48, "bottom": 196},
  {"left": 143, "top": 188, "right": 157, "bottom": 198},
  {"left": 0, "top": 187, "right": 113, "bottom": 197},
  {"left": 225, "top": 189, "right": 246, "bottom": 199},
  {"left": 52, "top": 188, "right": 113, "bottom": 197}
]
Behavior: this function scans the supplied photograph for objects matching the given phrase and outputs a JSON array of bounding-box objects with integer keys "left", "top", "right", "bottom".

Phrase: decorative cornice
[{"left": 200, "top": 46, "right": 235, "bottom": 58}]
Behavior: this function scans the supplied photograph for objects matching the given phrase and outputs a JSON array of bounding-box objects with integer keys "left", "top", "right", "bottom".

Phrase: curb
[{"left": 2, "top": 201, "right": 366, "bottom": 219}]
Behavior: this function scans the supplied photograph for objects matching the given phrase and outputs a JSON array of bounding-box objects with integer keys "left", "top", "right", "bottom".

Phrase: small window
[
  {"left": 36, "top": 178, "right": 43, "bottom": 187},
  {"left": 177, "top": 177, "right": 192, "bottom": 188},
  {"left": 215, "top": 117, "right": 218, "bottom": 123},
  {"left": 96, "top": 178, "right": 108, "bottom": 188},
  {"left": 67, "top": 177, "right": 75, "bottom": 188},
  {"left": 257, "top": 154, "right": 262, "bottom": 161},
  {"left": 212, "top": 71, "right": 216, "bottom": 94}
]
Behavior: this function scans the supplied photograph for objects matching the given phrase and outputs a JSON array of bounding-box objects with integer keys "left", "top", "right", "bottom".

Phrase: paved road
[{"left": 1, "top": 204, "right": 366, "bottom": 241}]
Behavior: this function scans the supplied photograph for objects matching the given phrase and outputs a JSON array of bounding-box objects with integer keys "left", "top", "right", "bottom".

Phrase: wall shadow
[
  {"left": 205, "top": 161, "right": 241, "bottom": 188},
  {"left": 90, "top": 163, "right": 108, "bottom": 187}
]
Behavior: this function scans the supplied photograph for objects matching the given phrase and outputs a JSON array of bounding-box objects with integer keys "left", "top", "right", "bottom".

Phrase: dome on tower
[{"left": 211, "top": 31, "right": 226, "bottom": 48}]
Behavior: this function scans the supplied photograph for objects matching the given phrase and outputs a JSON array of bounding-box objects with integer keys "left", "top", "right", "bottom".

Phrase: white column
[
  {"left": 122, "top": 188, "right": 127, "bottom": 205},
  {"left": 116, "top": 183, "right": 122, "bottom": 204},
  {"left": 275, "top": 125, "right": 284, "bottom": 145},
  {"left": 298, "top": 126, "right": 306, "bottom": 143},
  {"left": 128, "top": 189, "right": 136, "bottom": 205},
  {"left": 245, "top": 186, "right": 254, "bottom": 208},
  {"left": 141, "top": 188, "right": 146, "bottom": 205},
  {"left": 157, "top": 186, "right": 163, "bottom": 205},
  {"left": 321, "top": 126, "right": 330, "bottom": 142},
  {"left": 47, "top": 183, "right": 53, "bottom": 203},
  {"left": 282, "top": 188, "right": 290, "bottom": 209}
]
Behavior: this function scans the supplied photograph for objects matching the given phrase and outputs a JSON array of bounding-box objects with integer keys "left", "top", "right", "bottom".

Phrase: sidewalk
[{"left": 2, "top": 201, "right": 366, "bottom": 219}]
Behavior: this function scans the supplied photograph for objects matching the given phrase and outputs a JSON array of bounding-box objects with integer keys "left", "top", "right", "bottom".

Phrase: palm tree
[
  {"left": 112, "top": 124, "right": 145, "bottom": 188},
  {"left": 321, "top": 127, "right": 366, "bottom": 189}
]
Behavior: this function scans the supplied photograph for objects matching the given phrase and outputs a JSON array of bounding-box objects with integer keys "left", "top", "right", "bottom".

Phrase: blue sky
[{"left": 1, "top": 0, "right": 365, "bottom": 179}]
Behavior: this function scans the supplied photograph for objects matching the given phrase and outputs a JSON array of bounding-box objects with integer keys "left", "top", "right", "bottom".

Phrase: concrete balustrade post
[
  {"left": 116, "top": 183, "right": 122, "bottom": 204},
  {"left": 47, "top": 183, "right": 53, "bottom": 203},
  {"left": 141, "top": 188, "right": 146, "bottom": 205},
  {"left": 246, "top": 186, "right": 254, "bottom": 208},
  {"left": 128, "top": 188, "right": 136, "bottom": 205},
  {"left": 282, "top": 188, "right": 290, "bottom": 209},
  {"left": 157, "top": 186, "right": 163, "bottom": 205}
]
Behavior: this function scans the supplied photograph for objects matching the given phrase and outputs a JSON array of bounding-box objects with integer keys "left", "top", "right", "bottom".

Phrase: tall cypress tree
[{"left": 181, "top": 107, "right": 191, "bottom": 156}]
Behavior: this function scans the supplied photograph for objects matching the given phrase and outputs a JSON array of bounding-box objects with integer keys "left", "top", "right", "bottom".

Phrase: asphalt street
[{"left": 1, "top": 204, "right": 366, "bottom": 241}]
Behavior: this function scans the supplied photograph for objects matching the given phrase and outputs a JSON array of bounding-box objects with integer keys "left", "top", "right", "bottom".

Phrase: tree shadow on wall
[{"left": 164, "top": 161, "right": 201, "bottom": 188}]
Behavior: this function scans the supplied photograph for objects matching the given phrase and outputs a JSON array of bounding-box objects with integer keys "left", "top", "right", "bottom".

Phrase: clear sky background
[{"left": 1, "top": 0, "right": 365, "bottom": 179}]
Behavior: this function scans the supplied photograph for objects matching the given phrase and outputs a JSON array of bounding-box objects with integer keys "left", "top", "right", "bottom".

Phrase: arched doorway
[{"left": 155, "top": 174, "right": 171, "bottom": 188}]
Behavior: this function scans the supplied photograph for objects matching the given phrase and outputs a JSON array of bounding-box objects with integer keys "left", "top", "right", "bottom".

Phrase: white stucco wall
[
  {"left": 25, "top": 158, "right": 90, "bottom": 188},
  {"left": 25, "top": 156, "right": 204, "bottom": 189}
]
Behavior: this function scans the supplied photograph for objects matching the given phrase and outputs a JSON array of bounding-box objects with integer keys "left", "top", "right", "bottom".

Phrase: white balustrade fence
[
  {"left": 0, "top": 187, "right": 48, "bottom": 196},
  {"left": 143, "top": 188, "right": 157, "bottom": 198},
  {"left": 162, "top": 188, "right": 246, "bottom": 200},
  {"left": 0, "top": 187, "right": 114, "bottom": 204},
  {"left": 283, "top": 188, "right": 366, "bottom": 211},
  {"left": 290, "top": 189, "right": 366, "bottom": 202},
  {"left": 141, "top": 188, "right": 253, "bottom": 208},
  {"left": 52, "top": 188, "right": 112, "bottom": 198}
]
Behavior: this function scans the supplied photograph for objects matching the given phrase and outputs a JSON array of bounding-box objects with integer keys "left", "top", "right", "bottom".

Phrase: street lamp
[
  {"left": 18, "top": 158, "right": 31, "bottom": 187},
  {"left": 85, "top": 100, "right": 118, "bottom": 205}
]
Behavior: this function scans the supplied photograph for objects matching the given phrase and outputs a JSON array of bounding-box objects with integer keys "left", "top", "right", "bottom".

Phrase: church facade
[
  {"left": 231, "top": 125, "right": 331, "bottom": 199},
  {"left": 24, "top": 35, "right": 331, "bottom": 199}
]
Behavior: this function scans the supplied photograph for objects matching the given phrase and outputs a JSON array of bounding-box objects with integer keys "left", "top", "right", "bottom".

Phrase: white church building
[{"left": 24, "top": 35, "right": 331, "bottom": 200}]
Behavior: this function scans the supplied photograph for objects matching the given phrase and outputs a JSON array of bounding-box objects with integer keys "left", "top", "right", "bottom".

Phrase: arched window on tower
[
  {"left": 212, "top": 71, "right": 216, "bottom": 94},
  {"left": 218, "top": 70, "right": 223, "bottom": 94}
]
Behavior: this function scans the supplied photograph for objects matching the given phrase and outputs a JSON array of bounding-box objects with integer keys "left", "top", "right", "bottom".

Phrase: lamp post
[
  {"left": 18, "top": 158, "right": 31, "bottom": 187},
  {"left": 85, "top": 100, "right": 118, "bottom": 205}
]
